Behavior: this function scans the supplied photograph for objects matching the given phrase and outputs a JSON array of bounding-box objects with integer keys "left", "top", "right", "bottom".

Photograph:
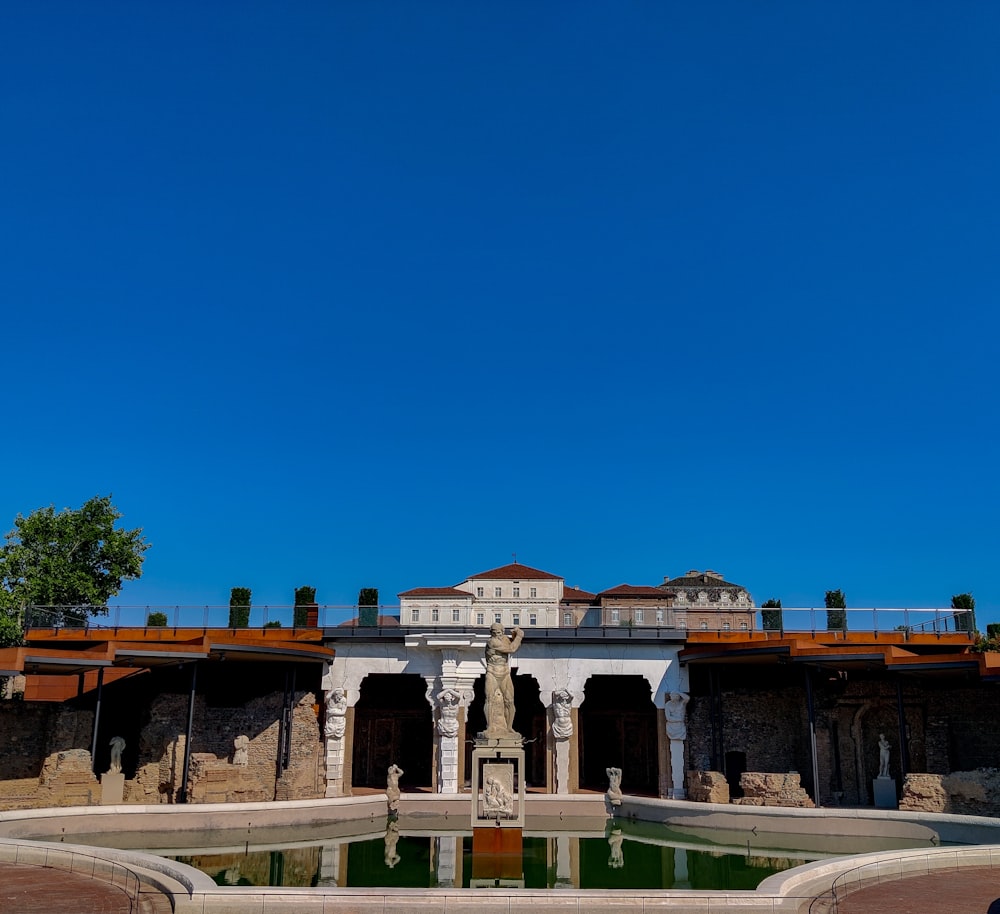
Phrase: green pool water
[{"left": 161, "top": 818, "right": 922, "bottom": 891}]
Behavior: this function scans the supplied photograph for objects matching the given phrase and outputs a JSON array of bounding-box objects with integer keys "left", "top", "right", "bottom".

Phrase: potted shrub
[
  {"left": 294, "top": 586, "right": 318, "bottom": 627},
  {"left": 229, "top": 587, "right": 251, "bottom": 628}
]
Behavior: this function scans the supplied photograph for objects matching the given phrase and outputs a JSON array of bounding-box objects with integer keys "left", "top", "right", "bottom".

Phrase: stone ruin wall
[
  {"left": 0, "top": 689, "right": 323, "bottom": 810},
  {"left": 901, "top": 769, "right": 1000, "bottom": 817}
]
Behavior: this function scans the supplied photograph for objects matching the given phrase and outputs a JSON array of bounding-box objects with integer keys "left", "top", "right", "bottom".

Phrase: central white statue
[{"left": 483, "top": 623, "right": 524, "bottom": 739}]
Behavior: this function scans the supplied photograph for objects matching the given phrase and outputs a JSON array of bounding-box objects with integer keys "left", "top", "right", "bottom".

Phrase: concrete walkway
[
  {"left": 836, "top": 866, "right": 1000, "bottom": 914},
  {"left": 0, "top": 862, "right": 172, "bottom": 914}
]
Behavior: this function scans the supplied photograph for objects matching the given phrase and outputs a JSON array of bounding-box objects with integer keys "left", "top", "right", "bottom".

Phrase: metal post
[
  {"left": 178, "top": 662, "right": 198, "bottom": 803},
  {"left": 89, "top": 667, "right": 105, "bottom": 774},
  {"left": 895, "top": 678, "right": 910, "bottom": 778},
  {"left": 804, "top": 668, "right": 821, "bottom": 807}
]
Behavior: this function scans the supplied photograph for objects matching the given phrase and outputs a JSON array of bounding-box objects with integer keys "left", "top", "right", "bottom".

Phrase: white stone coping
[{"left": 2, "top": 795, "right": 1000, "bottom": 912}]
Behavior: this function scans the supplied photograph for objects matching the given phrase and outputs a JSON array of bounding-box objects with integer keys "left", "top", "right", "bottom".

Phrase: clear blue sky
[{"left": 2, "top": 3, "right": 998, "bottom": 616}]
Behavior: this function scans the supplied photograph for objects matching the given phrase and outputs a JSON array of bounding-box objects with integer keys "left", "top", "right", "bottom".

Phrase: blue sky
[{"left": 2, "top": 3, "right": 998, "bottom": 616}]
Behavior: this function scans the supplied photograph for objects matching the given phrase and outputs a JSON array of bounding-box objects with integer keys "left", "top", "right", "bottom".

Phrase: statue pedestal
[
  {"left": 471, "top": 739, "right": 525, "bottom": 828},
  {"left": 873, "top": 777, "right": 897, "bottom": 809},
  {"left": 100, "top": 772, "right": 125, "bottom": 805}
]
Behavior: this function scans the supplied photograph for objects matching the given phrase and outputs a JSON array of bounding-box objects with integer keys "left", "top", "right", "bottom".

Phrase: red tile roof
[
  {"left": 464, "top": 563, "right": 563, "bottom": 581},
  {"left": 398, "top": 587, "right": 473, "bottom": 598},
  {"left": 599, "top": 584, "right": 673, "bottom": 599},
  {"left": 561, "top": 585, "right": 597, "bottom": 603}
]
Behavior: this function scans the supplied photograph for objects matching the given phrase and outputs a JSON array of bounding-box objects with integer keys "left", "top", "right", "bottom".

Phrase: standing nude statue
[
  {"left": 483, "top": 624, "right": 524, "bottom": 738},
  {"left": 878, "top": 733, "right": 891, "bottom": 779}
]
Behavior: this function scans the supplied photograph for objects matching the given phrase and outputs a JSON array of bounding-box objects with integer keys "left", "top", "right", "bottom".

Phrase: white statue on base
[
  {"left": 233, "top": 735, "right": 249, "bottom": 767},
  {"left": 386, "top": 763, "right": 403, "bottom": 813},
  {"left": 551, "top": 689, "right": 574, "bottom": 740},
  {"left": 483, "top": 624, "right": 524, "bottom": 738},
  {"left": 108, "top": 736, "right": 126, "bottom": 774},
  {"left": 878, "top": 733, "right": 891, "bottom": 779},
  {"left": 324, "top": 688, "right": 348, "bottom": 740},
  {"left": 606, "top": 766, "right": 623, "bottom": 807}
]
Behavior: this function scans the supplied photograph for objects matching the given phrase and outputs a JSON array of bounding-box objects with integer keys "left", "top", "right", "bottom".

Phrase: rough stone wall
[
  {"left": 734, "top": 771, "right": 815, "bottom": 808},
  {"left": 125, "top": 689, "right": 322, "bottom": 804},
  {"left": 686, "top": 770, "right": 729, "bottom": 803},
  {"left": 901, "top": 769, "right": 1000, "bottom": 817},
  {"left": 0, "top": 703, "right": 97, "bottom": 810}
]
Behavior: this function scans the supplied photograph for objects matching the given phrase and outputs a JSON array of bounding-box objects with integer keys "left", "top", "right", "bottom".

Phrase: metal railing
[
  {"left": 1, "top": 841, "right": 143, "bottom": 913},
  {"left": 17, "top": 604, "right": 975, "bottom": 638},
  {"left": 810, "top": 845, "right": 1000, "bottom": 914}
]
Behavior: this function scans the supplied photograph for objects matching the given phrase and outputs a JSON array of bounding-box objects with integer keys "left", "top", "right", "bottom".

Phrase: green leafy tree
[
  {"left": 294, "top": 585, "right": 317, "bottom": 627},
  {"left": 358, "top": 587, "right": 379, "bottom": 627},
  {"left": 229, "top": 587, "right": 251, "bottom": 628},
  {"left": 0, "top": 496, "right": 149, "bottom": 627},
  {"left": 951, "top": 592, "right": 976, "bottom": 634},
  {"left": 761, "top": 598, "right": 783, "bottom": 631},
  {"left": 825, "top": 589, "right": 847, "bottom": 631}
]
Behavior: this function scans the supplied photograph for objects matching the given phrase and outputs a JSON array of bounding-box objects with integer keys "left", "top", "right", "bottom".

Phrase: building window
[
  {"left": 530, "top": 587, "right": 537, "bottom": 598},
  {"left": 656, "top": 609, "right": 664, "bottom": 624},
  {"left": 611, "top": 609, "right": 620, "bottom": 623},
  {"left": 722, "top": 621, "right": 731, "bottom": 631},
  {"left": 495, "top": 587, "right": 502, "bottom": 598},
  {"left": 476, "top": 587, "right": 484, "bottom": 597},
  {"left": 476, "top": 612, "right": 484, "bottom": 625},
  {"left": 563, "top": 612, "right": 572, "bottom": 626},
  {"left": 411, "top": 608, "right": 419, "bottom": 622},
  {"left": 635, "top": 609, "right": 644, "bottom": 624},
  {"left": 512, "top": 613, "right": 520, "bottom": 626},
  {"left": 740, "top": 621, "right": 748, "bottom": 630},
  {"left": 452, "top": 609, "right": 461, "bottom": 622},
  {"left": 700, "top": 620, "right": 708, "bottom": 630},
  {"left": 494, "top": 613, "right": 502, "bottom": 624},
  {"left": 512, "top": 586, "right": 520, "bottom": 598},
  {"left": 432, "top": 608, "right": 439, "bottom": 622},
  {"left": 530, "top": 613, "right": 537, "bottom": 626}
]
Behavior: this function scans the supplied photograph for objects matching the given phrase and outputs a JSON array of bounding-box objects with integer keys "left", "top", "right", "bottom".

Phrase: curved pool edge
[{"left": 3, "top": 795, "right": 1000, "bottom": 912}]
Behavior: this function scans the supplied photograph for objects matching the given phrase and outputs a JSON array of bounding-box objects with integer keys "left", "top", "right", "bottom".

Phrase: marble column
[{"left": 664, "top": 691, "right": 690, "bottom": 799}]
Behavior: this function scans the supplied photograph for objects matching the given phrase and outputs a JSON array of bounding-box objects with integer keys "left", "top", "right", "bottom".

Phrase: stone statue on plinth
[
  {"left": 665, "top": 691, "right": 690, "bottom": 740},
  {"left": 233, "top": 734, "right": 249, "bottom": 767},
  {"left": 386, "top": 763, "right": 403, "bottom": 813},
  {"left": 878, "top": 733, "right": 891, "bottom": 779},
  {"left": 108, "top": 736, "right": 126, "bottom": 774},
  {"left": 482, "top": 624, "right": 524, "bottom": 739},
  {"left": 606, "top": 766, "right": 623, "bottom": 807}
]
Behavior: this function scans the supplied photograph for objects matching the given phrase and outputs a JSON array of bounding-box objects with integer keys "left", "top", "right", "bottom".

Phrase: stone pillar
[
  {"left": 434, "top": 835, "right": 460, "bottom": 886},
  {"left": 664, "top": 691, "right": 690, "bottom": 799},
  {"left": 434, "top": 687, "right": 462, "bottom": 793},
  {"left": 323, "top": 686, "right": 356, "bottom": 798},
  {"left": 549, "top": 688, "right": 578, "bottom": 795}
]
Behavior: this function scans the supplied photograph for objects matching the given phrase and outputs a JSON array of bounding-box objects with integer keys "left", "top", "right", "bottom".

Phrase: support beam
[
  {"left": 895, "top": 678, "right": 910, "bottom": 777},
  {"left": 89, "top": 667, "right": 105, "bottom": 774},
  {"left": 804, "top": 668, "right": 821, "bottom": 807},
  {"left": 178, "top": 662, "right": 198, "bottom": 803}
]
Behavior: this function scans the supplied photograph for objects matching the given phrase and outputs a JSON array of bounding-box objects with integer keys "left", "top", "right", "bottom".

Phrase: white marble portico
[{"left": 321, "top": 631, "right": 688, "bottom": 798}]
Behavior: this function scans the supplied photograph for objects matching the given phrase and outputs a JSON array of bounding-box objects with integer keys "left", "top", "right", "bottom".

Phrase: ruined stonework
[
  {"left": 686, "top": 770, "right": 730, "bottom": 804},
  {"left": 125, "top": 690, "right": 322, "bottom": 804},
  {"left": 901, "top": 769, "right": 1000, "bottom": 817},
  {"left": 733, "top": 772, "right": 815, "bottom": 808}
]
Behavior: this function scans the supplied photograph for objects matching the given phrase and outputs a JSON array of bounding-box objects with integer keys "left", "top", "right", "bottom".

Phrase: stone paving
[
  {"left": 836, "top": 866, "right": 1000, "bottom": 914},
  {"left": 0, "top": 862, "right": 172, "bottom": 914}
]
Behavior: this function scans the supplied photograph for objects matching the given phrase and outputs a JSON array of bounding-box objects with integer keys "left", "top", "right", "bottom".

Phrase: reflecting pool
[{"left": 147, "top": 817, "right": 939, "bottom": 891}]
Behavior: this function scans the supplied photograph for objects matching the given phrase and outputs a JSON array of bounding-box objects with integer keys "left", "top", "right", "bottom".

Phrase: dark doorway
[
  {"left": 579, "top": 675, "right": 658, "bottom": 795},
  {"left": 463, "top": 672, "right": 546, "bottom": 788},
  {"left": 352, "top": 674, "right": 432, "bottom": 790},
  {"left": 725, "top": 750, "right": 747, "bottom": 799}
]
